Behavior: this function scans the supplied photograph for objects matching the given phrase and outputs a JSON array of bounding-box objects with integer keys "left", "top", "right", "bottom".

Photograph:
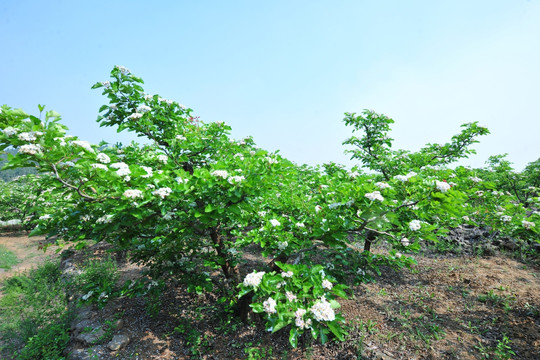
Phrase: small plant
[
  {"left": 0, "top": 244, "right": 18, "bottom": 269},
  {"left": 76, "top": 256, "right": 119, "bottom": 308},
  {"left": 494, "top": 335, "right": 516, "bottom": 360}
]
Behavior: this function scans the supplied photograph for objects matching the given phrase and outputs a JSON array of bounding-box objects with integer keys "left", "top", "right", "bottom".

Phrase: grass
[
  {"left": 0, "top": 260, "right": 71, "bottom": 359},
  {"left": 0, "top": 244, "right": 18, "bottom": 269}
]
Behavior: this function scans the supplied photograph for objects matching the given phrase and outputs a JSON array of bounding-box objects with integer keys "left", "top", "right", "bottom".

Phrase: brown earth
[{"left": 1, "top": 232, "right": 539, "bottom": 359}]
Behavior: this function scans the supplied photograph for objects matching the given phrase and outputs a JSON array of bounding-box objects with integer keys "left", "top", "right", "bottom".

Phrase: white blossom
[
  {"left": 96, "top": 215, "right": 113, "bottom": 224},
  {"left": 522, "top": 220, "right": 535, "bottom": 229},
  {"left": 243, "top": 271, "right": 265, "bottom": 287},
  {"left": 296, "top": 222, "right": 305, "bottom": 228},
  {"left": 228, "top": 175, "right": 245, "bottom": 184},
  {"left": 96, "top": 153, "right": 111, "bottom": 164},
  {"left": 176, "top": 177, "right": 189, "bottom": 184},
  {"left": 501, "top": 215, "right": 512, "bottom": 222},
  {"left": 365, "top": 191, "right": 384, "bottom": 202},
  {"left": 211, "top": 170, "right": 229, "bottom": 178},
  {"left": 409, "top": 220, "right": 421, "bottom": 231},
  {"left": 281, "top": 271, "right": 293, "bottom": 278},
  {"left": 375, "top": 182, "right": 391, "bottom": 189},
  {"left": 144, "top": 94, "right": 154, "bottom": 101},
  {"left": 91, "top": 163, "right": 108, "bottom": 170},
  {"left": 19, "top": 144, "right": 42, "bottom": 155},
  {"left": 322, "top": 279, "right": 333, "bottom": 290},
  {"left": 141, "top": 166, "right": 153, "bottom": 178},
  {"left": 175, "top": 135, "right": 187, "bottom": 141},
  {"left": 270, "top": 219, "right": 281, "bottom": 227},
  {"left": 115, "top": 65, "right": 130, "bottom": 74},
  {"left": 310, "top": 298, "right": 335, "bottom": 322},
  {"left": 152, "top": 187, "right": 172, "bottom": 199},
  {"left": 263, "top": 297, "right": 277, "bottom": 314},
  {"left": 349, "top": 171, "right": 360, "bottom": 178},
  {"left": 395, "top": 172, "right": 417, "bottom": 182},
  {"left": 469, "top": 176, "right": 482, "bottom": 183},
  {"left": 286, "top": 291, "right": 297, "bottom": 302},
  {"left": 157, "top": 154, "right": 168, "bottom": 163},
  {"left": 137, "top": 105, "right": 152, "bottom": 113},
  {"left": 435, "top": 180, "right": 451, "bottom": 192},
  {"left": 72, "top": 140, "right": 94, "bottom": 153},
  {"left": 123, "top": 189, "right": 143, "bottom": 199},
  {"left": 462, "top": 216, "right": 470, "bottom": 221},
  {"left": 401, "top": 238, "right": 410, "bottom": 246},
  {"left": 277, "top": 241, "right": 288, "bottom": 250},
  {"left": 128, "top": 113, "right": 143, "bottom": 120},
  {"left": 102, "top": 81, "right": 110, "bottom": 88},
  {"left": 18, "top": 132, "right": 38, "bottom": 142},
  {"left": 3, "top": 127, "right": 18, "bottom": 136},
  {"left": 315, "top": 205, "right": 323, "bottom": 213}
]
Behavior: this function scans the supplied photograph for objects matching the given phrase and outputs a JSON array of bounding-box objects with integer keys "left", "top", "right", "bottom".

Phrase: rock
[
  {"left": 114, "top": 318, "right": 124, "bottom": 330},
  {"left": 107, "top": 334, "right": 130, "bottom": 351},
  {"left": 68, "top": 346, "right": 108, "bottom": 360},
  {"left": 75, "top": 327, "right": 106, "bottom": 346}
]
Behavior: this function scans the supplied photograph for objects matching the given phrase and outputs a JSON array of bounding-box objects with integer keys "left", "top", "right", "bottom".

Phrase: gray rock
[
  {"left": 107, "top": 334, "right": 130, "bottom": 351},
  {"left": 75, "top": 327, "right": 106, "bottom": 345}
]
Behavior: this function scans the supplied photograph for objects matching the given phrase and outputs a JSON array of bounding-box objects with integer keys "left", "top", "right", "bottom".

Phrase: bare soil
[{"left": 1, "top": 232, "right": 539, "bottom": 359}]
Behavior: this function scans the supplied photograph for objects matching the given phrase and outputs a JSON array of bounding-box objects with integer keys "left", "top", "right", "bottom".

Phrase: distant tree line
[{"left": 0, "top": 148, "right": 37, "bottom": 182}]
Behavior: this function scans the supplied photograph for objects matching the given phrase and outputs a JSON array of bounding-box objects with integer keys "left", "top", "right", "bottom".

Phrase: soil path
[{"left": 0, "top": 231, "right": 57, "bottom": 281}]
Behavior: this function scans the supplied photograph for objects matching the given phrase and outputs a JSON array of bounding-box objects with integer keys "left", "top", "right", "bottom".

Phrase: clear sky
[{"left": 1, "top": 0, "right": 539, "bottom": 171}]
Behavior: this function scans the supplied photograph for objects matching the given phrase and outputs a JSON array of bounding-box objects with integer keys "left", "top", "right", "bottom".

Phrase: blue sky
[{"left": 1, "top": 0, "right": 539, "bottom": 170}]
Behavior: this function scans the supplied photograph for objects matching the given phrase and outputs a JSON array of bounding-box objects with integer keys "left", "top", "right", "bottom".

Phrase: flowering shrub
[
  {"left": 238, "top": 262, "right": 348, "bottom": 347},
  {"left": 1, "top": 67, "right": 538, "bottom": 349}
]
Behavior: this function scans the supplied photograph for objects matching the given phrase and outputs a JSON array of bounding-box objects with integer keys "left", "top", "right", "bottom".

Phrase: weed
[{"left": 0, "top": 244, "right": 18, "bottom": 269}]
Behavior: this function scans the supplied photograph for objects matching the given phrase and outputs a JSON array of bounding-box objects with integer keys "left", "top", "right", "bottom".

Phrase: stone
[
  {"left": 107, "top": 333, "right": 130, "bottom": 351},
  {"left": 75, "top": 327, "right": 106, "bottom": 345}
]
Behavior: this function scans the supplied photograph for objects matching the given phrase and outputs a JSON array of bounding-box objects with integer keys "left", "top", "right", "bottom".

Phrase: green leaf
[
  {"left": 327, "top": 321, "right": 345, "bottom": 341},
  {"left": 289, "top": 328, "right": 298, "bottom": 348}
]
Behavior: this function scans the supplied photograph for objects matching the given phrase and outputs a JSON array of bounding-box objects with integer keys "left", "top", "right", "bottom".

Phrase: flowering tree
[{"left": 1, "top": 67, "right": 538, "bottom": 348}]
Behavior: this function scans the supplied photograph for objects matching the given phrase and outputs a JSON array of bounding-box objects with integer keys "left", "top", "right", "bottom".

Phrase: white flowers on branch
[
  {"left": 435, "top": 180, "right": 451, "bottom": 193},
  {"left": 152, "top": 187, "right": 172, "bottom": 199},
  {"left": 365, "top": 191, "right": 384, "bottom": 202},
  {"left": 96, "top": 153, "right": 111, "bottom": 164},
  {"left": 409, "top": 220, "right": 422, "bottom": 231},
  {"left": 263, "top": 297, "right": 277, "bottom": 314},
  {"left": 123, "top": 189, "right": 143, "bottom": 199},
  {"left": 72, "top": 140, "right": 94, "bottom": 153},
  {"left": 19, "top": 144, "right": 42, "bottom": 155},
  {"left": 243, "top": 271, "right": 265, "bottom": 287},
  {"left": 310, "top": 298, "right": 335, "bottom": 322}
]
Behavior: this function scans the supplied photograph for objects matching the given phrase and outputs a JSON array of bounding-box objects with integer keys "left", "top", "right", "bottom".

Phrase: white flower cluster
[
  {"left": 315, "top": 205, "right": 323, "bottom": 213},
  {"left": 349, "top": 171, "right": 361, "bottom": 178},
  {"left": 522, "top": 220, "right": 535, "bottom": 229},
  {"left": 395, "top": 172, "right": 417, "bottom": 182},
  {"left": 296, "top": 222, "right": 305, "bottom": 228},
  {"left": 375, "top": 182, "right": 391, "bottom": 189},
  {"left": 267, "top": 157, "right": 278, "bottom": 164},
  {"left": 401, "top": 238, "right": 410, "bottom": 246},
  {"left": 111, "top": 162, "right": 131, "bottom": 177},
  {"left": 19, "top": 144, "right": 42, "bottom": 155},
  {"left": 409, "top": 220, "right": 422, "bottom": 231},
  {"left": 116, "top": 65, "right": 130, "bottom": 74},
  {"left": 294, "top": 308, "right": 312, "bottom": 329},
  {"left": 91, "top": 163, "right": 108, "bottom": 170},
  {"left": 322, "top": 279, "right": 333, "bottom": 290},
  {"left": 243, "top": 271, "right": 265, "bottom": 287},
  {"left": 228, "top": 175, "right": 245, "bottom": 184},
  {"left": 39, "top": 214, "right": 51, "bottom": 220},
  {"left": 137, "top": 105, "right": 152, "bottom": 113},
  {"left": 72, "top": 140, "right": 94, "bottom": 153},
  {"left": 310, "top": 298, "right": 335, "bottom": 322},
  {"left": 277, "top": 241, "right": 288, "bottom": 250},
  {"left": 234, "top": 153, "right": 244, "bottom": 160},
  {"left": 96, "top": 153, "right": 111, "bottom": 164},
  {"left": 281, "top": 271, "right": 293, "bottom": 278},
  {"left": 128, "top": 113, "right": 143, "bottom": 120},
  {"left": 211, "top": 170, "right": 229, "bottom": 178},
  {"left": 176, "top": 177, "right": 189, "bottom": 184},
  {"left": 469, "top": 176, "right": 482, "bottom": 183},
  {"left": 2, "top": 127, "right": 18, "bottom": 136},
  {"left": 123, "top": 189, "right": 143, "bottom": 199},
  {"left": 157, "top": 154, "right": 168, "bottom": 163},
  {"left": 285, "top": 291, "right": 297, "bottom": 302},
  {"left": 263, "top": 297, "right": 277, "bottom": 314},
  {"left": 175, "top": 135, "right": 187, "bottom": 141},
  {"left": 501, "top": 215, "right": 512, "bottom": 222},
  {"left": 141, "top": 166, "right": 153, "bottom": 178},
  {"left": 18, "top": 132, "right": 39, "bottom": 142},
  {"left": 96, "top": 215, "right": 113, "bottom": 224},
  {"left": 435, "top": 180, "right": 451, "bottom": 192},
  {"left": 144, "top": 94, "right": 154, "bottom": 101},
  {"left": 365, "top": 191, "right": 384, "bottom": 202},
  {"left": 152, "top": 187, "right": 172, "bottom": 199},
  {"left": 270, "top": 219, "right": 281, "bottom": 227}
]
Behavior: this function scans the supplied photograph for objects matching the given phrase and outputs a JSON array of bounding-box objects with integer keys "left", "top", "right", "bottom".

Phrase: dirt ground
[
  {"left": 0, "top": 231, "right": 56, "bottom": 282},
  {"left": 1, "top": 232, "right": 539, "bottom": 359}
]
